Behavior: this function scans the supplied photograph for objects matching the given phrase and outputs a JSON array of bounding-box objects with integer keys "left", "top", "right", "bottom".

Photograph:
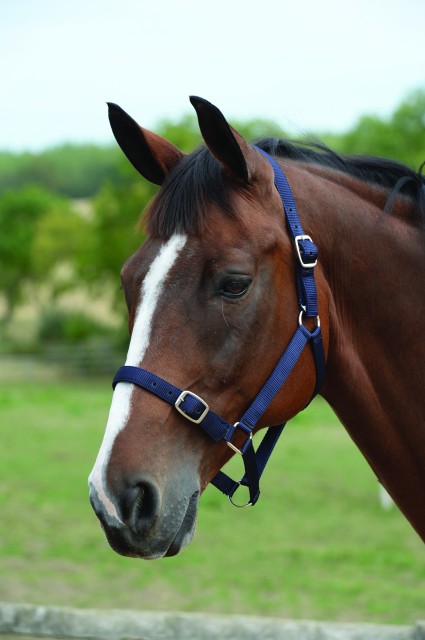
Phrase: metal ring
[
  {"left": 227, "top": 483, "right": 253, "bottom": 508},
  {"left": 298, "top": 310, "right": 320, "bottom": 328}
]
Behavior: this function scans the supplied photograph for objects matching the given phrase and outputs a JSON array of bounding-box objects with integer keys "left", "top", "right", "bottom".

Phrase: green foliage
[
  {"left": 157, "top": 114, "right": 202, "bottom": 152},
  {"left": 391, "top": 88, "right": 425, "bottom": 168},
  {"left": 0, "top": 185, "right": 53, "bottom": 324},
  {"left": 233, "top": 117, "right": 286, "bottom": 141},
  {"left": 0, "top": 186, "right": 90, "bottom": 327},
  {"left": 0, "top": 144, "right": 122, "bottom": 198},
  {"left": 37, "top": 309, "right": 111, "bottom": 344},
  {"left": 82, "top": 180, "right": 154, "bottom": 294},
  {"left": 157, "top": 114, "right": 286, "bottom": 151},
  {"left": 32, "top": 198, "right": 90, "bottom": 281},
  {"left": 328, "top": 88, "right": 425, "bottom": 169},
  {"left": 0, "top": 152, "right": 32, "bottom": 192}
]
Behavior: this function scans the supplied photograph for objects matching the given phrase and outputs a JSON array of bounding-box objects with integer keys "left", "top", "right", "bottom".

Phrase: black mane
[
  {"left": 259, "top": 137, "right": 425, "bottom": 217},
  {"left": 145, "top": 138, "right": 425, "bottom": 237}
]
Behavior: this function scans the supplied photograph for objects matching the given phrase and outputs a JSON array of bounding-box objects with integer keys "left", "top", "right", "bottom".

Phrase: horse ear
[
  {"left": 107, "top": 103, "right": 185, "bottom": 186},
  {"left": 189, "top": 96, "right": 252, "bottom": 182}
]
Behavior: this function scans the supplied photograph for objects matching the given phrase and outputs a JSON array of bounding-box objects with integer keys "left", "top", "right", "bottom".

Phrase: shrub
[{"left": 38, "top": 309, "right": 111, "bottom": 344}]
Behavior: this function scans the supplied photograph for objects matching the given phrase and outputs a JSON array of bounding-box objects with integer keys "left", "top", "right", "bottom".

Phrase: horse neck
[{"left": 290, "top": 162, "right": 425, "bottom": 541}]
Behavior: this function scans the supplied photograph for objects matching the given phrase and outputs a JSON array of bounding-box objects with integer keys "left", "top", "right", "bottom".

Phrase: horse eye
[{"left": 220, "top": 277, "right": 251, "bottom": 299}]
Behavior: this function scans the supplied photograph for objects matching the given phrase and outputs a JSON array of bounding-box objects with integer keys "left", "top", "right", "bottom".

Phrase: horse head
[{"left": 88, "top": 97, "right": 329, "bottom": 559}]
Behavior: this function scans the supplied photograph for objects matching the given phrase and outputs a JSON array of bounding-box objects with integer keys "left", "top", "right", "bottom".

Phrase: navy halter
[{"left": 112, "top": 148, "right": 326, "bottom": 507}]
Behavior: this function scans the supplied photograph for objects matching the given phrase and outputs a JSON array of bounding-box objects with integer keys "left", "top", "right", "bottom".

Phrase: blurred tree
[
  {"left": 0, "top": 152, "right": 33, "bottom": 191},
  {"left": 32, "top": 198, "right": 91, "bottom": 300},
  {"left": 390, "top": 89, "right": 425, "bottom": 169},
  {"left": 157, "top": 114, "right": 286, "bottom": 150},
  {"left": 232, "top": 117, "right": 286, "bottom": 142},
  {"left": 335, "top": 114, "right": 397, "bottom": 158},
  {"left": 0, "top": 186, "right": 90, "bottom": 328},
  {"left": 81, "top": 179, "right": 155, "bottom": 304},
  {"left": 0, "top": 145, "right": 122, "bottom": 198},
  {"left": 330, "top": 88, "right": 425, "bottom": 170},
  {"left": 38, "top": 144, "right": 122, "bottom": 197},
  {"left": 0, "top": 186, "right": 51, "bottom": 326},
  {"left": 157, "top": 114, "right": 201, "bottom": 152}
]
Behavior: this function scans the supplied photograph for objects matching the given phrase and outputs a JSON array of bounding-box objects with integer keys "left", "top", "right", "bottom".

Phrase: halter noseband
[{"left": 112, "top": 148, "right": 326, "bottom": 507}]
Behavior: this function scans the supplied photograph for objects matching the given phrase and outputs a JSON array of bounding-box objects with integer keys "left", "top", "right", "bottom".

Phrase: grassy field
[{"left": 0, "top": 379, "right": 424, "bottom": 624}]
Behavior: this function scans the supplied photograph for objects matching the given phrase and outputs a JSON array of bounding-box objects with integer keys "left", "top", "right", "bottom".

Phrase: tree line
[{"left": 1, "top": 88, "right": 424, "bottom": 347}]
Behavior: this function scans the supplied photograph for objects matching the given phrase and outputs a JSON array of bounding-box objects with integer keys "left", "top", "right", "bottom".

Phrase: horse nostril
[
  {"left": 121, "top": 480, "right": 160, "bottom": 536},
  {"left": 134, "top": 488, "right": 145, "bottom": 520}
]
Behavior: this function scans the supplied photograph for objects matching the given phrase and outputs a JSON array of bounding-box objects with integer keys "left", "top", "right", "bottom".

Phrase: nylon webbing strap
[
  {"left": 255, "top": 146, "right": 319, "bottom": 317},
  {"left": 238, "top": 325, "right": 313, "bottom": 429},
  {"left": 113, "top": 365, "right": 235, "bottom": 443},
  {"left": 210, "top": 324, "right": 321, "bottom": 505}
]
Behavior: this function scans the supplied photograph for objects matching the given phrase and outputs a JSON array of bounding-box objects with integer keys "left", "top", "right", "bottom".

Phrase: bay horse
[{"left": 89, "top": 96, "right": 425, "bottom": 559}]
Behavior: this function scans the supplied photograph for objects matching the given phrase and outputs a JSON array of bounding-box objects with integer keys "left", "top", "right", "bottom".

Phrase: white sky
[{"left": 1, "top": 0, "right": 424, "bottom": 151}]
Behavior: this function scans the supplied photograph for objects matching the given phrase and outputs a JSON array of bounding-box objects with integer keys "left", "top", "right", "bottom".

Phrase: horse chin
[
  {"left": 100, "top": 489, "right": 200, "bottom": 560},
  {"left": 164, "top": 489, "right": 200, "bottom": 557}
]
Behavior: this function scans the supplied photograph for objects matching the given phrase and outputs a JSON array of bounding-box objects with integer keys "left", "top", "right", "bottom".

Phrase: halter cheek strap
[{"left": 112, "top": 148, "right": 326, "bottom": 508}]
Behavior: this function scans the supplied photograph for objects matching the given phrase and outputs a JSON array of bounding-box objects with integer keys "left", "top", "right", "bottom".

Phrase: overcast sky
[{"left": 1, "top": 0, "right": 424, "bottom": 151}]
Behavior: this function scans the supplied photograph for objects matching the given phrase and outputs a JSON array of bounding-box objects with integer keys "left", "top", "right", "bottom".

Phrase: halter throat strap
[{"left": 112, "top": 148, "right": 325, "bottom": 507}]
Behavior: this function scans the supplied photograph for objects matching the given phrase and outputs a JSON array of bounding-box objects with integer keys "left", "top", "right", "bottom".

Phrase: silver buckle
[
  {"left": 295, "top": 235, "right": 317, "bottom": 268},
  {"left": 175, "top": 390, "right": 209, "bottom": 424},
  {"left": 226, "top": 422, "right": 253, "bottom": 455}
]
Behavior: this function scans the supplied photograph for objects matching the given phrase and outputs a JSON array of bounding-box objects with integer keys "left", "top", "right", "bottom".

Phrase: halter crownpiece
[{"left": 112, "top": 147, "right": 326, "bottom": 507}]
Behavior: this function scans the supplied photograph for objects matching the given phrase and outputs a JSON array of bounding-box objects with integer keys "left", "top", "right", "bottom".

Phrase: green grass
[{"left": 0, "top": 381, "right": 424, "bottom": 624}]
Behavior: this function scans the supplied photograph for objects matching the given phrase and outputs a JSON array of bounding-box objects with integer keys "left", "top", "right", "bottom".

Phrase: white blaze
[{"left": 88, "top": 234, "right": 187, "bottom": 523}]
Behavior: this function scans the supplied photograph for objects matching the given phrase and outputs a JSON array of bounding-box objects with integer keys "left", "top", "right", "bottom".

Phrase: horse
[{"left": 89, "top": 96, "right": 425, "bottom": 559}]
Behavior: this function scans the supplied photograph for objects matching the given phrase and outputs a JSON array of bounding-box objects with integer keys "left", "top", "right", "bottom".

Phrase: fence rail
[
  {"left": 0, "top": 602, "right": 424, "bottom": 640},
  {"left": 0, "top": 346, "right": 123, "bottom": 381}
]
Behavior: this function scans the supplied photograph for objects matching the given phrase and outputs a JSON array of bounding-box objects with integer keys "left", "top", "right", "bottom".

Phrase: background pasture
[{"left": 1, "top": 378, "right": 424, "bottom": 624}]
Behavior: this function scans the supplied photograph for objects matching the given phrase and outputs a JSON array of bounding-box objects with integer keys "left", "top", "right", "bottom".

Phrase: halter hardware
[
  {"left": 112, "top": 147, "right": 326, "bottom": 509},
  {"left": 226, "top": 422, "right": 253, "bottom": 455},
  {"left": 228, "top": 482, "right": 253, "bottom": 508},
  {"left": 298, "top": 310, "right": 321, "bottom": 328},
  {"left": 295, "top": 234, "right": 318, "bottom": 268},
  {"left": 175, "top": 390, "right": 209, "bottom": 424}
]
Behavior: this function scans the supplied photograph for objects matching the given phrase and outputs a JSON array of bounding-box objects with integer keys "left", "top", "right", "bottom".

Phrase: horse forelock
[{"left": 143, "top": 147, "right": 245, "bottom": 238}]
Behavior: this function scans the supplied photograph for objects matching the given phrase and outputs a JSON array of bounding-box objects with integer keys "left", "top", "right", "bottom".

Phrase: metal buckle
[
  {"left": 226, "top": 422, "right": 253, "bottom": 455},
  {"left": 295, "top": 235, "right": 317, "bottom": 268},
  {"left": 175, "top": 390, "right": 209, "bottom": 424}
]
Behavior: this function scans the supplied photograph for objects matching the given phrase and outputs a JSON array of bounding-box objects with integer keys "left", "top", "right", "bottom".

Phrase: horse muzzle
[{"left": 89, "top": 474, "right": 200, "bottom": 559}]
